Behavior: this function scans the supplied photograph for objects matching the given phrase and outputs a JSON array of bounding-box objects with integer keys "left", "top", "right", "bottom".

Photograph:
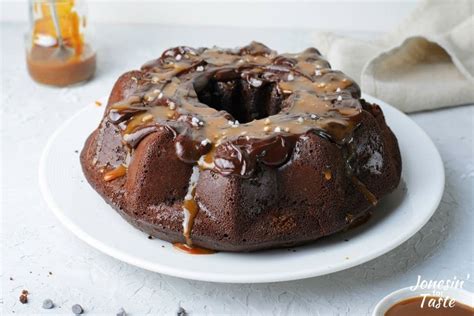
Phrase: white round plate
[{"left": 39, "top": 94, "right": 444, "bottom": 283}]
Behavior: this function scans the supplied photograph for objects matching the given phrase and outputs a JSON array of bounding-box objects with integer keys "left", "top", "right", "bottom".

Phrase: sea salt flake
[
  {"left": 191, "top": 117, "right": 200, "bottom": 126},
  {"left": 201, "top": 139, "right": 211, "bottom": 146},
  {"left": 249, "top": 78, "right": 262, "bottom": 87}
]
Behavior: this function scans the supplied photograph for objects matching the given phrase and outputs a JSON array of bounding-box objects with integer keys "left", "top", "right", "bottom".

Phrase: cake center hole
[{"left": 195, "top": 77, "right": 283, "bottom": 124}]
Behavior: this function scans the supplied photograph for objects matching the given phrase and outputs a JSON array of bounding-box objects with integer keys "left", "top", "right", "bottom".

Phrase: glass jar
[{"left": 26, "top": 0, "right": 96, "bottom": 86}]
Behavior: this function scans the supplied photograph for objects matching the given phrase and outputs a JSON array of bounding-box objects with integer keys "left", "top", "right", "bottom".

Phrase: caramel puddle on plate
[{"left": 173, "top": 242, "right": 216, "bottom": 255}]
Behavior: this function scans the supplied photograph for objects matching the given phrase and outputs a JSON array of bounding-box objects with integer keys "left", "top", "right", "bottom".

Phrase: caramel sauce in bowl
[
  {"left": 385, "top": 296, "right": 473, "bottom": 316},
  {"left": 373, "top": 286, "right": 474, "bottom": 316}
]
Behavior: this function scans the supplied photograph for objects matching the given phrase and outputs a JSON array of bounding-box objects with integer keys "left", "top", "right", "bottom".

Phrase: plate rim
[{"left": 38, "top": 94, "right": 445, "bottom": 283}]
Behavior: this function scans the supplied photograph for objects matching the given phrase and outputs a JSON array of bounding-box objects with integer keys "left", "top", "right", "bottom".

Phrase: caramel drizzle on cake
[
  {"left": 101, "top": 42, "right": 378, "bottom": 246},
  {"left": 103, "top": 164, "right": 127, "bottom": 182}
]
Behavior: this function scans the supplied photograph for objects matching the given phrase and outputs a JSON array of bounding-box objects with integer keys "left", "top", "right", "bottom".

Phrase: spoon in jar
[{"left": 49, "top": 0, "right": 74, "bottom": 60}]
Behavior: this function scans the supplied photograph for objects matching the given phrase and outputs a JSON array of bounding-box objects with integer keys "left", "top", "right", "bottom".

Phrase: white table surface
[{"left": 1, "top": 22, "right": 473, "bottom": 316}]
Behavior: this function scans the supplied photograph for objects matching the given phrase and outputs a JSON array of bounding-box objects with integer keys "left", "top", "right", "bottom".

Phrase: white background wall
[{"left": 1, "top": 0, "right": 418, "bottom": 32}]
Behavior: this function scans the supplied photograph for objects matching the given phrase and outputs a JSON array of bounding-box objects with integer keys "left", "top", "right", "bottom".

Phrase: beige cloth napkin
[{"left": 313, "top": 0, "right": 474, "bottom": 112}]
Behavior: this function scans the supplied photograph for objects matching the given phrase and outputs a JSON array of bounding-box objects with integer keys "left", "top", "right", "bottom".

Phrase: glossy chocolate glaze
[
  {"left": 106, "top": 42, "right": 363, "bottom": 178},
  {"left": 84, "top": 42, "right": 401, "bottom": 250}
]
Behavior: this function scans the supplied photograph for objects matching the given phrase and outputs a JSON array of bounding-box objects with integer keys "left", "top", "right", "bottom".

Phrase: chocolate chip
[
  {"left": 177, "top": 306, "right": 187, "bottom": 316},
  {"left": 42, "top": 299, "right": 54, "bottom": 309},
  {"left": 116, "top": 307, "right": 127, "bottom": 316},
  {"left": 19, "top": 294, "right": 28, "bottom": 304},
  {"left": 72, "top": 304, "right": 83, "bottom": 315},
  {"left": 147, "top": 235, "right": 153, "bottom": 240}
]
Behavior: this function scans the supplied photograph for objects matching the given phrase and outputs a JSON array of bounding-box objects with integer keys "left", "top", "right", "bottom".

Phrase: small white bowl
[{"left": 373, "top": 286, "right": 474, "bottom": 316}]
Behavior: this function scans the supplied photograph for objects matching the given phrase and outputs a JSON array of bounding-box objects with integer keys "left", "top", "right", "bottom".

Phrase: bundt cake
[{"left": 80, "top": 42, "right": 401, "bottom": 252}]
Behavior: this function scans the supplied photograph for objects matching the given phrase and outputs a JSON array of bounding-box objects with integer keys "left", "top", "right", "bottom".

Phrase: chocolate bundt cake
[{"left": 81, "top": 42, "right": 401, "bottom": 252}]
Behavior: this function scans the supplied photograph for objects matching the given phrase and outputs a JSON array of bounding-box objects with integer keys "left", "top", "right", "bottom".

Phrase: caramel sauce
[
  {"left": 111, "top": 43, "right": 364, "bottom": 177},
  {"left": 27, "top": 0, "right": 95, "bottom": 86},
  {"left": 103, "top": 164, "right": 127, "bottom": 182},
  {"left": 346, "top": 211, "right": 372, "bottom": 229},
  {"left": 351, "top": 176, "right": 378, "bottom": 206},
  {"left": 173, "top": 242, "right": 216, "bottom": 255},
  {"left": 32, "top": 0, "right": 84, "bottom": 54},
  {"left": 323, "top": 169, "right": 332, "bottom": 180},
  {"left": 182, "top": 198, "right": 198, "bottom": 245},
  {"left": 182, "top": 166, "right": 200, "bottom": 246},
  {"left": 385, "top": 296, "right": 474, "bottom": 316},
  {"left": 99, "top": 42, "right": 379, "bottom": 246},
  {"left": 27, "top": 45, "right": 96, "bottom": 86}
]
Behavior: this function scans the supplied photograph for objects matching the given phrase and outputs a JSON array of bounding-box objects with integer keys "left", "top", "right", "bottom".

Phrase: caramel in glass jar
[{"left": 26, "top": 0, "right": 96, "bottom": 86}]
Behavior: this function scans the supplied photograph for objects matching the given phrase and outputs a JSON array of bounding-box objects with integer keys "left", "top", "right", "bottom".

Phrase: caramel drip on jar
[{"left": 103, "top": 164, "right": 127, "bottom": 181}]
